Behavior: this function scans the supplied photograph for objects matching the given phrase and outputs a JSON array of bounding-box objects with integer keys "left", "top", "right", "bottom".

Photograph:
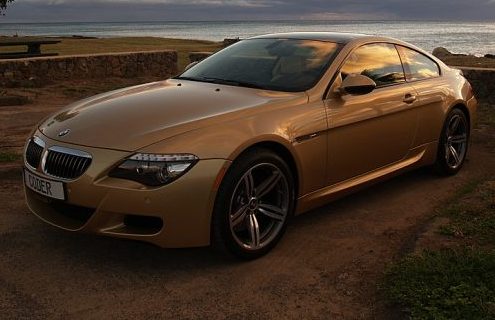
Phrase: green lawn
[{"left": 384, "top": 249, "right": 495, "bottom": 320}]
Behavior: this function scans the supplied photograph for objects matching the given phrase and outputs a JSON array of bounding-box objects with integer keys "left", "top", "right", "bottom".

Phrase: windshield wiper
[
  {"left": 173, "top": 76, "right": 205, "bottom": 82},
  {"left": 206, "top": 78, "right": 266, "bottom": 90},
  {"left": 174, "top": 76, "right": 265, "bottom": 90}
]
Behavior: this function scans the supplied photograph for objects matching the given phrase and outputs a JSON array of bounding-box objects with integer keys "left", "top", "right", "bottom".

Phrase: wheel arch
[
  {"left": 448, "top": 102, "right": 471, "bottom": 132},
  {"left": 210, "top": 138, "right": 301, "bottom": 257},
  {"left": 228, "top": 139, "right": 301, "bottom": 198}
]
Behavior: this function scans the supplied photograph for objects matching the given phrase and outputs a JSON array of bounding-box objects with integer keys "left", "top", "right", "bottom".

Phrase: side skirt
[{"left": 295, "top": 141, "right": 438, "bottom": 215}]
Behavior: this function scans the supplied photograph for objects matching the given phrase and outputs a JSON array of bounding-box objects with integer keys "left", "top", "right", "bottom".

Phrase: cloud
[
  {"left": 301, "top": 11, "right": 396, "bottom": 21},
  {"left": 24, "top": 0, "right": 281, "bottom": 7},
  {"left": 2, "top": 0, "right": 495, "bottom": 22}
]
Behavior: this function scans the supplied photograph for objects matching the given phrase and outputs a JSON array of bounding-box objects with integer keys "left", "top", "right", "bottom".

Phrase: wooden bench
[{"left": 0, "top": 39, "right": 61, "bottom": 59}]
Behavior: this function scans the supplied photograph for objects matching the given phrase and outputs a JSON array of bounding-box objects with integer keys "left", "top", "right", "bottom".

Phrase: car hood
[{"left": 39, "top": 79, "right": 306, "bottom": 151}]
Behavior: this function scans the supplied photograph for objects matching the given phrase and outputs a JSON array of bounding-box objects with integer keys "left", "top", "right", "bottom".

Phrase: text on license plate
[{"left": 24, "top": 169, "right": 65, "bottom": 200}]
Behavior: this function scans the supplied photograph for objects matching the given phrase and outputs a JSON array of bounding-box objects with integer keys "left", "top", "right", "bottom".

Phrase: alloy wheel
[
  {"left": 228, "top": 163, "right": 290, "bottom": 250},
  {"left": 444, "top": 113, "right": 468, "bottom": 170}
]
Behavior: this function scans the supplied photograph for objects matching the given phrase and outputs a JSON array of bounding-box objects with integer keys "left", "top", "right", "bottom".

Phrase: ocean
[{"left": 1, "top": 20, "right": 494, "bottom": 56}]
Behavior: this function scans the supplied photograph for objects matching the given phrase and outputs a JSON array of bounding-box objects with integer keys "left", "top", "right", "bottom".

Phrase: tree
[{"left": 1, "top": 0, "right": 14, "bottom": 15}]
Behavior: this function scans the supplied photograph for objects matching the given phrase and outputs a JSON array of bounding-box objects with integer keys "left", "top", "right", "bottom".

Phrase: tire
[
  {"left": 434, "top": 108, "right": 469, "bottom": 176},
  {"left": 212, "top": 148, "right": 295, "bottom": 259}
]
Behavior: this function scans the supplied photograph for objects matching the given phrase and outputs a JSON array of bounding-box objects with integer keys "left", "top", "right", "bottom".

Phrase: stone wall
[
  {"left": 457, "top": 67, "right": 495, "bottom": 103},
  {"left": 0, "top": 50, "right": 178, "bottom": 86}
]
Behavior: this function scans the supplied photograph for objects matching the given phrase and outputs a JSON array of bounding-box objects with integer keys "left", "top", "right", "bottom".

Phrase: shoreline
[{"left": 1, "top": 20, "right": 494, "bottom": 55}]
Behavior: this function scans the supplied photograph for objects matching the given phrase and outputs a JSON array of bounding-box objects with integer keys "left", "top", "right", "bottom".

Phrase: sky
[{"left": 1, "top": 0, "right": 495, "bottom": 22}]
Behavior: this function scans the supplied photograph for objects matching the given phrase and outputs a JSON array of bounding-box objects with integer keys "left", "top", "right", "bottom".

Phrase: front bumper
[{"left": 24, "top": 133, "right": 230, "bottom": 248}]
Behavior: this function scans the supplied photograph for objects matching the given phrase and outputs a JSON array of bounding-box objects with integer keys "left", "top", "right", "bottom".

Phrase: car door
[
  {"left": 396, "top": 45, "right": 448, "bottom": 147},
  {"left": 324, "top": 43, "right": 420, "bottom": 185}
]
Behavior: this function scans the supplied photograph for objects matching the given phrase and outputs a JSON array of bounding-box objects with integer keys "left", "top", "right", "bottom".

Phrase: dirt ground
[{"left": 1, "top": 79, "right": 494, "bottom": 319}]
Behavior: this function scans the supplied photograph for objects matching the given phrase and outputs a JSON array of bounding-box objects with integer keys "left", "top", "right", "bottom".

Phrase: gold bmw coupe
[{"left": 24, "top": 32, "right": 477, "bottom": 258}]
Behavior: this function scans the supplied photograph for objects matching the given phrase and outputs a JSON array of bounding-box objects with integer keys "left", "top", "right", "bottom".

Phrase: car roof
[{"left": 250, "top": 32, "right": 375, "bottom": 44}]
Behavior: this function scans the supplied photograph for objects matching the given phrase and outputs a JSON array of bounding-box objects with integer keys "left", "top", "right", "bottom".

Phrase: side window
[
  {"left": 340, "top": 43, "right": 405, "bottom": 87},
  {"left": 397, "top": 46, "right": 440, "bottom": 81}
]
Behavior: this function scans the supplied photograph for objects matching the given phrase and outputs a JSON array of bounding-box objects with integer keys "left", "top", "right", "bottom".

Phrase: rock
[
  {"left": 189, "top": 52, "right": 213, "bottom": 64},
  {"left": 223, "top": 38, "right": 241, "bottom": 47},
  {"left": 432, "top": 47, "right": 452, "bottom": 58}
]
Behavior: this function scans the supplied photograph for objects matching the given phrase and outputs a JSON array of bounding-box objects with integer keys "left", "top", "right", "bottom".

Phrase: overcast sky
[{"left": 2, "top": 0, "right": 495, "bottom": 22}]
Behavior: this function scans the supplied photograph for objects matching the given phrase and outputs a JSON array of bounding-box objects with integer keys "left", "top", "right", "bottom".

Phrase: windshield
[{"left": 177, "top": 38, "right": 341, "bottom": 92}]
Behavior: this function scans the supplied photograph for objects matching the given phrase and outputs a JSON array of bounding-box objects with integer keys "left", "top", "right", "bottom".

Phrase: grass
[
  {"left": 384, "top": 249, "right": 495, "bottom": 320},
  {"left": 383, "top": 177, "right": 495, "bottom": 319},
  {"left": 437, "top": 103, "right": 495, "bottom": 245},
  {"left": 382, "top": 101, "right": 495, "bottom": 319},
  {"left": 0, "top": 36, "right": 223, "bottom": 70},
  {"left": 0, "top": 152, "right": 21, "bottom": 162},
  {"left": 438, "top": 180, "right": 495, "bottom": 245}
]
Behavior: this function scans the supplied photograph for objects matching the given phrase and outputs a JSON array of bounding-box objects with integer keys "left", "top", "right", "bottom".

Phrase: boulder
[
  {"left": 432, "top": 47, "right": 452, "bottom": 58},
  {"left": 189, "top": 52, "right": 213, "bottom": 64},
  {"left": 223, "top": 38, "right": 241, "bottom": 47}
]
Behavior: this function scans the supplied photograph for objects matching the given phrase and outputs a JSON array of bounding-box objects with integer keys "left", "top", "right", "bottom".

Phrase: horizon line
[{"left": 1, "top": 18, "right": 495, "bottom": 24}]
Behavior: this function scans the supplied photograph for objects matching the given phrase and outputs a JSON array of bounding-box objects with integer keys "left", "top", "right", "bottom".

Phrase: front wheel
[
  {"left": 212, "top": 149, "right": 295, "bottom": 259},
  {"left": 434, "top": 108, "right": 469, "bottom": 176}
]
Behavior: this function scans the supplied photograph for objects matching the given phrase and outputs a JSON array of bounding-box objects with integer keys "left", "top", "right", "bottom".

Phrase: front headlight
[{"left": 109, "top": 153, "right": 199, "bottom": 186}]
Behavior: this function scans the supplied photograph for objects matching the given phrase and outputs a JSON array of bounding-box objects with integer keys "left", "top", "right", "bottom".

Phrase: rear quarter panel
[{"left": 410, "top": 68, "right": 474, "bottom": 147}]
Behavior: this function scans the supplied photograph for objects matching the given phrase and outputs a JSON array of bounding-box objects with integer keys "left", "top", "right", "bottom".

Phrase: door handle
[{"left": 403, "top": 93, "right": 417, "bottom": 104}]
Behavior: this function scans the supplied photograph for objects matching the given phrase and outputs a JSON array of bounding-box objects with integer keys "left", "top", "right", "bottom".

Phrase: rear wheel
[
  {"left": 434, "top": 108, "right": 469, "bottom": 176},
  {"left": 212, "top": 149, "right": 295, "bottom": 259}
]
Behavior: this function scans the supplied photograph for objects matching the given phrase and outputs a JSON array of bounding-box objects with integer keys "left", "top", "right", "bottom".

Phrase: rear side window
[
  {"left": 340, "top": 43, "right": 405, "bottom": 87},
  {"left": 397, "top": 46, "right": 440, "bottom": 81}
]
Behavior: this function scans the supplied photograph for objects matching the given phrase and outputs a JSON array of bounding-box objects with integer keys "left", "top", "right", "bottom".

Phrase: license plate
[{"left": 24, "top": 169, "right": 65, "bottom": 200}]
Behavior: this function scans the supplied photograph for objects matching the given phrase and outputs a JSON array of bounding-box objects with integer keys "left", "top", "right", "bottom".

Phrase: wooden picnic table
[{"left": 0, "top": 38, "right": 61, "bottom": 59}]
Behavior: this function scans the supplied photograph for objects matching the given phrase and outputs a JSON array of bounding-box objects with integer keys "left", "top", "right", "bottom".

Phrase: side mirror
[
  {"left": 184, "top": 61, "right": 199, "bottom": 71},
  {"left": 339, "top": 74, "right": 376, "bottom": 95}
]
